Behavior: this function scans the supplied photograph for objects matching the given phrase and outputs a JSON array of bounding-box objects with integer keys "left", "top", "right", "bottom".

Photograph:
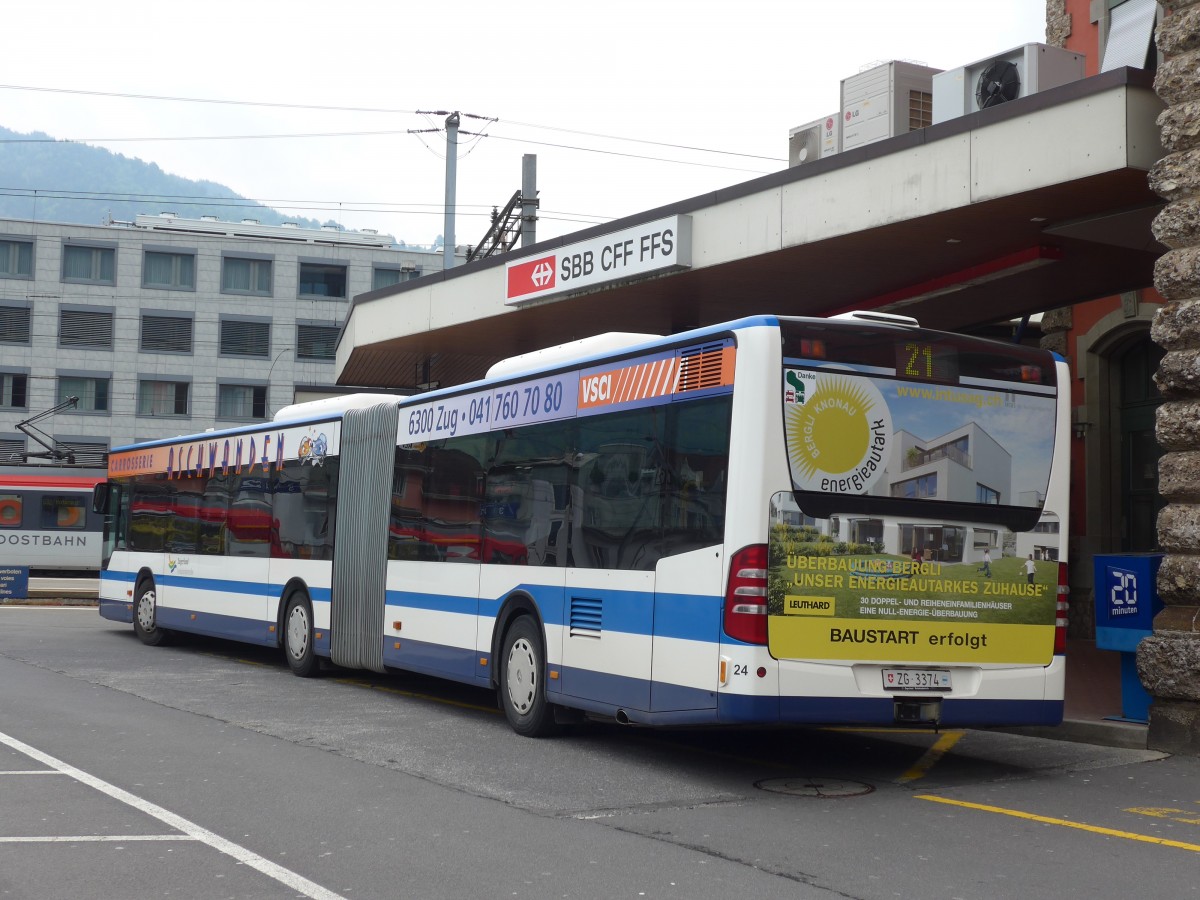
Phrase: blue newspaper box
[{"left": 1093, "top": 554, "right": 1163, "bottom": 723}]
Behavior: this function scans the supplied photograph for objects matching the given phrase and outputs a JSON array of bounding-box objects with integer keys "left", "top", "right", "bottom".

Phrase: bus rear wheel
[
  {"left": 132, "top": 580, "right": 168, "bottom": 646},
  {"left": 283, "top": 592, "right": 319, "bottom": 678},
  {"left": 499, "top": 616, "right": 559, "bottom": 737}
]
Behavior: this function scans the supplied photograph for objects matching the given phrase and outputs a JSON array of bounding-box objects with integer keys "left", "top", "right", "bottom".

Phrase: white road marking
[
  {"left": 0, "top": 730, "right": 348, "bottom": 900},
  {"left": 0, "top": 834, "right": 198, "bottom": 843}
]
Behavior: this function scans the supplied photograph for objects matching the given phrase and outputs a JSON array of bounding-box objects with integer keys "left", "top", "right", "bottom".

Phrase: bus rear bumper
[{"left": 716, "top": 693, "right": 1064, "bottom": 728}]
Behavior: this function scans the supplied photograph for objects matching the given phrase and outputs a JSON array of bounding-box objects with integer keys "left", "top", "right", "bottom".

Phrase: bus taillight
[
  {"left": 724, "top": 544, "right": 769, "bottom": 645},
  {"left": 1055, "top": 562, "right": 1070, "bottom": 655}
]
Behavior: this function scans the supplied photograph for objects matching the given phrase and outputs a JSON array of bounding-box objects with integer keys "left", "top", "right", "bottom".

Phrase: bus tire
[
  {"left": 283, "top": 592, "right": 319, "bottom": 678},
  {"left": 132, "top": 579, "right": 168, "bottom": 647},
  {"left": 499, "top": 616, "right": 559, "bottom": 737}
]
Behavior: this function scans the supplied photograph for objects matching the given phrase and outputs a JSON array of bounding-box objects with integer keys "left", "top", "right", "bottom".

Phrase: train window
[
  {"left": 41, "top": 495, "right": 87, "bottom": 529},
  {"left": 0, "top": 492, "right": 21, "bottom": 527}
]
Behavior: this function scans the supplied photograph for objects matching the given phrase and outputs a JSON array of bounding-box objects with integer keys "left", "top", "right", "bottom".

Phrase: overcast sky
[{"left": 4, "top": 1, "right": 1048, "bottom": 248}]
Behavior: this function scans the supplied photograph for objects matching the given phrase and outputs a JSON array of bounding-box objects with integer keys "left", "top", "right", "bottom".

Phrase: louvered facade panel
[
  {"left": 140, "top": 315, "right": 193, "bottom": 353},
  {"left": 59, "top": 309, "right": 114, "bottom": 348},
  {"left": 220, "top": 319, "right": 270, "bottom": 357},
  {"left": 297, "top": 324, "right": 339, "bottom": 361},
  {"left": 0, "top": 306, "right": 30, "bottom": 344}
]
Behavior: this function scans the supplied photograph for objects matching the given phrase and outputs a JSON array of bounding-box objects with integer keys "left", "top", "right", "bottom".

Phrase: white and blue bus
[{"left": 94, "top": 313, "right": 1069, "bottom": 735}]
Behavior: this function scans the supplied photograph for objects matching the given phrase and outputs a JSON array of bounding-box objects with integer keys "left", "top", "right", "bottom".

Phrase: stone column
[
  {"left": 1046, "top": 0, "right": 1071, "bottom": 49},
  {"left": 1141, "top": 2, "right": 1200, "bottom": 755}
]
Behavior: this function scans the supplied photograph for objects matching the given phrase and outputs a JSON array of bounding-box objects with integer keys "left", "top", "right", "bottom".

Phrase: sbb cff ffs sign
[{"left": 505, "top": 215, "right": 692, "bottom": 304}]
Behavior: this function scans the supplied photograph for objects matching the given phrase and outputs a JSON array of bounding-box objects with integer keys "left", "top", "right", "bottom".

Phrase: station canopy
[{"left": 338, "top": 68, "right": 1163, "bottom": 390}]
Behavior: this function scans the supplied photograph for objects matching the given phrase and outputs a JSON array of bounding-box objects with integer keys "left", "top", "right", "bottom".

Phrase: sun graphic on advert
[{"left": 786, "top": 377, "right": 876, "bottom": 481}]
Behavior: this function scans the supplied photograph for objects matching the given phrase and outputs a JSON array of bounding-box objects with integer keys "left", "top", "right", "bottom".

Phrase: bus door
[
  {"left": 559, "top": 441, "right": 657, "bottom": 713},
  {"left": 649, "top": 395, "right": 729, "bottom": 713}
]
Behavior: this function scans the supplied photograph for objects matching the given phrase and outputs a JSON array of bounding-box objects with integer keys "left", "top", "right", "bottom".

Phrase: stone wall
[
  {"left": 1046, "top": 0, "right": 1072, "bottom": 48},
  {"left": 1141, "top": 1, "right": 1200, "bottom": 755}
]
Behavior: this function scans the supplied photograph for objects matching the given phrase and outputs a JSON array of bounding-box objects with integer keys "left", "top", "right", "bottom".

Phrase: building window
[
  {"left": 59, "top": 376, "right": 110, "bottom": 412},
  {"left": 137, "top": 380, "right": 190, "bottom": 417},
  {"left": 1102, "top": 0, "right": 1158, "bottom": 72},
  {"left": 60, "top": 308, "right": 115, "bottom": 349},
  {"left": 0, "top": 438, "right": 24, "bottom": 463},
  {"left": 220, "top": 319, "right": 270, "bottom": 357},
  {"left": 143, "top": 251, "right": 196, "bottom": 290},
  {"left": 976, "top": 483, "right": 1000, "bottom": 505},
  {"left": 218, "top": 384, "right": 267, "bottom": 420},
  {"left": 372, "top": 266, "right": 419, "bottom": 291},
  {"left": 62, "top": 245, "right": 116, "bottom": 284},
  {"left": 0, "top": 239, "right": 33, "bottom": 278},
  {"left": 0, "top": 306, "right": 31, "bottom": 344},
  {"left": 299, "top": 262, "right": 347, "bottom": 299},
  {"left": 221, "top": 257, "right": 272, "bottom": 296},
  {"left": 296, "top": 324, "right": 339, "bottom": 360},
  {"left": 891, "top": 473, "right": 938, "bottom": 500},
  {"left": 140, "top": 315, "right": 193, "bottom": 353},
  {"left": 0, "top": 373, "right": 28, "bottom": 409},
  {"left": 973, "top": 528, "right": 999, "bottom": 550}
]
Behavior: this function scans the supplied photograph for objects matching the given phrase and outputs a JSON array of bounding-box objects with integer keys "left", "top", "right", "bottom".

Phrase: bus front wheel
[
  {"left": 283, "top": 593, "right": 319, "bottom": 678},
  {"left": 499, "top": 616, "right": 559, "bottom": 737},
  {"left": 133, "top": 580, "right": 168, "bottom": 646}
]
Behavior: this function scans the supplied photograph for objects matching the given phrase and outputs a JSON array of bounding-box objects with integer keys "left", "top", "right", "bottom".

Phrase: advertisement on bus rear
[{"left": 768, "top": 366, "right": 1059, "bottom": 665}]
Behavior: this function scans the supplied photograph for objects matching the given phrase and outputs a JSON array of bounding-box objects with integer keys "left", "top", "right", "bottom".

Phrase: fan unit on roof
[
  {"left": 975, "top": 59, "right": 1021, "bottom": 109},
  {"left": 931, "top": 43, "right": 1085, "bottom": 124},
  {"left": 788, "top": 115, "right": 839, "bottom": 167}
]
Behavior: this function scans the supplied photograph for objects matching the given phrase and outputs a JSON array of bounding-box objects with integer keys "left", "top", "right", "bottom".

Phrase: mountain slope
[{"left": 0, "top": 125, "right": 333, "bottom": 229}]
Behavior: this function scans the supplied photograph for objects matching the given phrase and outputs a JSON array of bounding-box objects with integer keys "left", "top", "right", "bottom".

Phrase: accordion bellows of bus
[{"left": 94, "top": 313, "right": 1070, "bottom": 736}]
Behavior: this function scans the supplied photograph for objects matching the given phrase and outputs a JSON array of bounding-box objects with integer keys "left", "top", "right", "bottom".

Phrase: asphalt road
[{"left": 1, "top": 606, "right": 1196, "bottom": 899}]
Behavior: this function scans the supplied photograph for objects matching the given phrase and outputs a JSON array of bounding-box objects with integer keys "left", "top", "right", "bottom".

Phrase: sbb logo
[
  {"left": 531, "top": 261, "right": 553, "bottom": 286},
  {"left": 506, "top": 254, "right": 557, "bottom": 299}
]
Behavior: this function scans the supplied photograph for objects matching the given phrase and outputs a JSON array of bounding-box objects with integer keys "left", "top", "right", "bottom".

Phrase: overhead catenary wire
[
  {"left": 0, "top": 187, "right": 613, "bottom": 226},
  {"left": 0, "top": 83, "right": 785, "bottom": 164},
  {"left": 0, "top": 82, "right": 781, "bottom": 251}
]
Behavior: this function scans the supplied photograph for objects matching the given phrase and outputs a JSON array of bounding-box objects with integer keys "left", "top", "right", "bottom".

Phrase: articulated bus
[{"left": 94, "top": 313, "right": 1070, "bottom": 735}]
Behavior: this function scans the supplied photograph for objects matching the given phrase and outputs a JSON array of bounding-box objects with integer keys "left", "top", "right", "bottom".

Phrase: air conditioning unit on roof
[
  {"left": 840, "top": 60, "right": 942, "bottom": 152},
  {"left": 788, "top": 114, "right": 840, "bottom": 167},
  {"left": 931, "top": 43, "right": 1085, "bottom": 125}
]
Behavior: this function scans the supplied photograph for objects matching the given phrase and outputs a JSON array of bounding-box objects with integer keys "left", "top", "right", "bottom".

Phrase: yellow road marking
[
  {"left": 916, "top": 795, "right": 1200, "bottom": 853},
  {"left": 1126, "top": 806, "right": 1200, "bottom": 825},
  {"left": 897, "top": 731, "right": 963, "bottom": 784}
]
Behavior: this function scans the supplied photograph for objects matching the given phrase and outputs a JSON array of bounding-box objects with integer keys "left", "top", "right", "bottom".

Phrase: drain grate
[{"left": 755, "top": 777, "right": 874, "bottom": 798}]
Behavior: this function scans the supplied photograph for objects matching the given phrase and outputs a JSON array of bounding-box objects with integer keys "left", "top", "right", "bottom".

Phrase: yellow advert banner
[{"left": 768, "top": 617, "right": 1055, "bottom": 665}]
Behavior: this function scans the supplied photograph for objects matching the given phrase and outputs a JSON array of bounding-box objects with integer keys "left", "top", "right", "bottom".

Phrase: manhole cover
[{"left": 755, "top": 777, "right": 874, "bottom": 798}]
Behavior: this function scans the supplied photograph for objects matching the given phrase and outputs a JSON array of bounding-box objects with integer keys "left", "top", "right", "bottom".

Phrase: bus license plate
[{"left": 882, "top": 668, "right": 951, "bottom": 692}]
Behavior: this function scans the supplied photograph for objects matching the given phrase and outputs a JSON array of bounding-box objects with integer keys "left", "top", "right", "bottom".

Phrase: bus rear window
[{"left": 779, "top": 322, "right": 1058, "bottom": 530}]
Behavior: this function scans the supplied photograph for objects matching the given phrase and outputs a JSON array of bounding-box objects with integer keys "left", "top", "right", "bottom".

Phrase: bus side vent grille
[
  {"left": 569, "top": 596, "right": 602, "bottom": 639},
  {"left": 677, "top": 341, "right": 730, "bottom": 392}
]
